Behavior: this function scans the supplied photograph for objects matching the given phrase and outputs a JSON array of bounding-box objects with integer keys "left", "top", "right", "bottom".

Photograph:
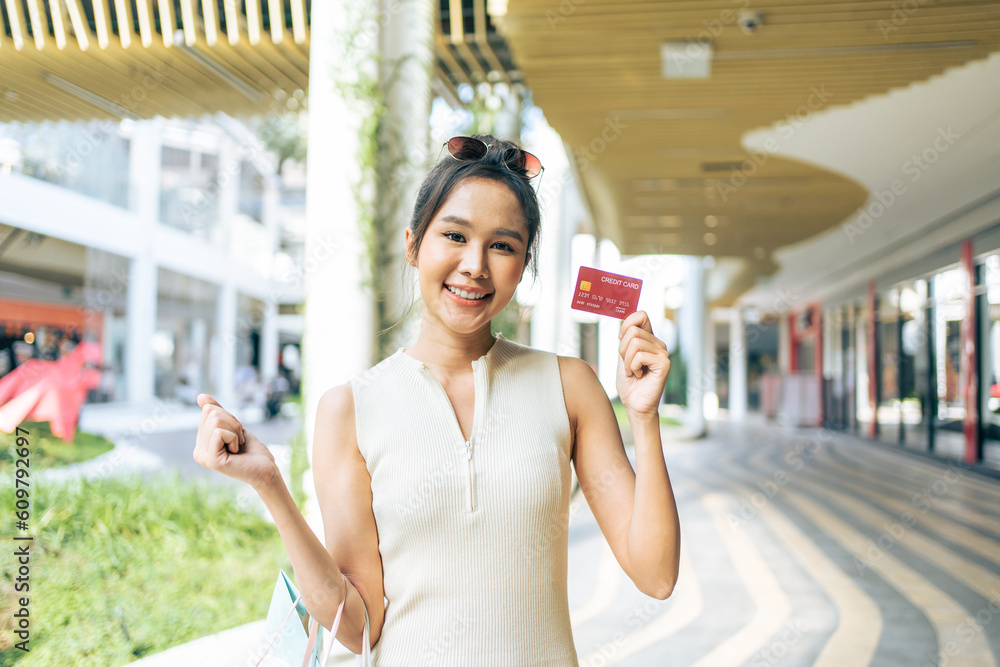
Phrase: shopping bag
[
  {"left": 255, "top": 569, "right": 372, "bottom": 667},
  {"left": 255, "top": 569, "right": 321, "bottom": 667}
]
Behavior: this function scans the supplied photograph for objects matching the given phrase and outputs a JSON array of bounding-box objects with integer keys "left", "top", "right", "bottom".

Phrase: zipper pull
[{"left": 464, "top": 440, "right": 473, "bottom": 512}]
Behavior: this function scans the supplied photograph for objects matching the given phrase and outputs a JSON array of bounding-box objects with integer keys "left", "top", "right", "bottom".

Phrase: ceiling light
[
  {"left": 173, "top": 31, "right": 264, "bottom": 102},
  {"left": 661, "top": 41, "right": 713, "bottom": 79},
  {"left": 610, "top": 108, "right": 725, "bottom": 120},
  {"left": 714, "top": 41, "right": 976, "bottom": 60},
  {"left": 42, "top": 73, "right": 136, "bottom": 118}
]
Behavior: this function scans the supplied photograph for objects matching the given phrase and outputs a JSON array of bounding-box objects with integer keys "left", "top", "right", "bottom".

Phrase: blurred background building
[
  {"left": 0, "top": 114, "right": 307, "bottom": 424},
  {"left": 0, "top": 0, "right": 998, "bottom": 472}
]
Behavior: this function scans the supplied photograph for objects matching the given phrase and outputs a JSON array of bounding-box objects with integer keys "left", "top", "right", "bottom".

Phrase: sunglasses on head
[{"left": 441, "top": 136, "right": 544, "bottom": 180}]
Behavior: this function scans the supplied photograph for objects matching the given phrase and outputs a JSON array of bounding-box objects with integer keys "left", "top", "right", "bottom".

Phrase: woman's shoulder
[{"left": 347, "top": 347, "right": 407, "bottom": 391}]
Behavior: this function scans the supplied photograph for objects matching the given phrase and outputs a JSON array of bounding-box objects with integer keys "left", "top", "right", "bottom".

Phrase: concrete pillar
[
  {"left": 682, "top": 256, "right": 707, "bottom": 436},
  {"left": 214, "top": 282, "right": 237, "bottom": 409},
  {"left": 129, "top": 119, "right": 161, "bottom": 222},
  {"left": 217, "top": 136, "right": 239, "bottom": 248},
  {"left": 260, "top": 172, "right": 281, "bottom": 385},
  {"left": 260, "top": 300, "right": 279, "bottom": 383},
  {"left": 729, "top": 307, "right": 747, "bottom": 421},
  {"left": 262, "top": 173, "right": 281, "bottom": 262},
  {"left": 125, "top": 256, "right": 156, "bottom": 405},
  {"left": 302, "top": 0, "right": 381, "bottom": 532},
  {"left": 493, "top": 84, "right": 521, "bottom": 141},
  {"left": 124, "top": 120, "right": 160, "bottom": 406},
  {"left": 704, "top": 309, "right": 718, "bottom": 419},
  {"left": 375, "top": 0, "right": 434, "bottom": 358},
  {"left": 778, "top": 312, "right": 791, "bottom": 374}
]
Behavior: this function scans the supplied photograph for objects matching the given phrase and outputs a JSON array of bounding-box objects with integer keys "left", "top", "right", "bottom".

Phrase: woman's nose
[{"left": 459, "top": 245, "right": 489, "bottom": 278}]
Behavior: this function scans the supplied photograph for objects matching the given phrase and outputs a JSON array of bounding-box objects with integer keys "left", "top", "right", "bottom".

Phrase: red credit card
[{"left": 570, "top": 266, "right": 642, "bottom": 319}]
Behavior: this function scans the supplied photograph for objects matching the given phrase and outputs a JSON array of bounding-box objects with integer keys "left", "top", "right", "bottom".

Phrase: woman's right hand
[{"left": 193, "top": 393, "right": 278, "bottom": 491}]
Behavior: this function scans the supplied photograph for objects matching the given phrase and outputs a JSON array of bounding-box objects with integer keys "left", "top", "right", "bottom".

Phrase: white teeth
[{"left": 447, "top": 285, "right": 488, "bottom": 300}]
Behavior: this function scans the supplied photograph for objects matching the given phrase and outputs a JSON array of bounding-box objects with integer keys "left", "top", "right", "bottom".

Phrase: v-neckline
[{"left": 398, "top": 334, "right": 505, "bottom": 445}]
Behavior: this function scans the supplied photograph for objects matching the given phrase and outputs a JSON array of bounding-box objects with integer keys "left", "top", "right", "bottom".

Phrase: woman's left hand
[{"left": 616, "top": 310, "right": 671, "bottom": 418}]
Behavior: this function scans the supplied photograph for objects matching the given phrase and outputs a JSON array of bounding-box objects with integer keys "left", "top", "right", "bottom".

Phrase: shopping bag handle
[
  {"left": 308, "top": 574, "right": 371, "bottom": 667},
  {"left": 256, "top": 573, "right": 371, "bottom": 667}
]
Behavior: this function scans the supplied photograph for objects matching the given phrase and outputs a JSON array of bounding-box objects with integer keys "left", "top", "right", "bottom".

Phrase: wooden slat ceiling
[
  {"left": 500, "top": 0, "right": 1000, "bottom": 267},
  {"left": 0, "top": 0, "right": 311, "bottom": 122},
  {"left": 0, "top": 0, "right": 520, "bottom": 123}
]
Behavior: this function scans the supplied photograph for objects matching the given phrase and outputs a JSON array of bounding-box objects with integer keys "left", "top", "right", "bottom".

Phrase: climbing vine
[{"left": 330, "top": 2, "right": 417, "bottom": 363}]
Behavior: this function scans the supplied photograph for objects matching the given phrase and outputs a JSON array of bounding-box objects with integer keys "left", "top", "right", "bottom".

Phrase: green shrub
[
  {"left": 0, "top": 471, "right": 291, "bottom": 666},
  {"left": 0, "top": 422, "right": 114, "bottom": 473}
]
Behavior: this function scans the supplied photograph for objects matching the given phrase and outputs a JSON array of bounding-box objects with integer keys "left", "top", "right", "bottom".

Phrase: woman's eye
[
  {"left": 493, "top": 242, "right": 515, "bottom": 252},
  {"left": 443, "top": 232, "right": 465, "bottom": 242}
]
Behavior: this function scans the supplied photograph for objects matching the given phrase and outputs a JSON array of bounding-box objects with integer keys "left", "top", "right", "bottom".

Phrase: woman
[{"left": 193, "top": 134, "right": 680, "bottom": 665}]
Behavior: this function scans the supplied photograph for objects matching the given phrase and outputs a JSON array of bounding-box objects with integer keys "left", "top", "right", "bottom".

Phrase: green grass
[
  {"left": 610, "top": 397, "right": 682, "bottom": 430},
  {"left": 0, "top": 422, "right": 114, "bottom": 473},
  {"left": 0, "top": 472, "right": 291, "bottom": 666}
]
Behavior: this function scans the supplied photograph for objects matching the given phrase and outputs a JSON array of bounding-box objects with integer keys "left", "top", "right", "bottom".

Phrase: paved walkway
[{"left": 125, "top": 417, "right": 1000, "bottom": 666}]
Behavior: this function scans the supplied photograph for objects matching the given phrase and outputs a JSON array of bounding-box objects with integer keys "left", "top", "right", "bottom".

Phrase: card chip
[{"left": 580, "top": 281, "right": 591, "bottom": 291}]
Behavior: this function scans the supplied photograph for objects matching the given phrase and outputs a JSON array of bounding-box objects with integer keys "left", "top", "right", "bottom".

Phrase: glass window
[
  {"left": 159, "top": 146, "right": 221, "bottom": 238},
  {"left": 900, "top": 279, "right": 931, "bottom": 451},
  {"left": 980, "top": 255, "right": 1000, "bottom": 465},
  {"left": 877, "top": 289, "right": 901, "bottom": 444},
  {"left": 856, "top": 306, "right": 873, "bottom": 430},
  {"left": 933, "top": 267, "right": 966, "bottom": 459}
]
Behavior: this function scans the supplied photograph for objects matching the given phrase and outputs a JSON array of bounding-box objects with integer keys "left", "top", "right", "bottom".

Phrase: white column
[
  {"left": 260, "top": 300, "right": 279, "bottom": 383},
  {"left": 260, "top": 172, "right": 281, "bottom": 385},
  {"left": 217, "top": 136, "right": 239, "bottom": 248},
  {"left": 302, "top": 0, "right": 380, "bottom": 532},
  {"left": 729, "top": 307, "right": 748, "bottom": 421},
  {"left": 682, "top": 256, "right": 707, "bottom": 436},
  {"left": 262, "top": 173, "right": 281, "bottom": 266},
  {"left": 215, "top": 282, "right": 237, "bottom": 409},
  {"left": 125, "top": 256, "right": 156, "bottom": 405},
  {"left": 129, "top": 119, "right": 161, "bottom": 222},
  {"left": 704, "top": 309, "right": 717, "bottom": 419},
  {"left": 124, "top": 120, "right": 160, "bottom": 406},
  {"left": 778, "top": 312, "right": 791, "bottom": 374},
  {"left": 376, "top": 0, "right": 434, "bottom": 356},
  {"left": 529, "top": 154, "right": 568, "bottom": 354}
]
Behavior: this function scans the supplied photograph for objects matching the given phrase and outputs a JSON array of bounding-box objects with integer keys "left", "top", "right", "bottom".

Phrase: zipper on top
[
  {"left": 416, "top": 357, "right": 487, "bottom": 514},
  {"left": 463, "top": 439, "right": 473, "bottom": 512}
]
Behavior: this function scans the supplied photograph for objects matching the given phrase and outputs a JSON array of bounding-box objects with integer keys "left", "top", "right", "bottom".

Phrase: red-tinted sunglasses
[{"left": 442, "top": 136, "right": 544, "bottom": 179}]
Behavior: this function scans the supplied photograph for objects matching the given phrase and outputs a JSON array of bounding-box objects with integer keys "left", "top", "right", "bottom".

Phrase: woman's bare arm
[
  {"left": 558, "top": 312, "right": 679, "bottom": 599},
  {"left": 193, "top": 387, "right": 384, "bottom": 654}
]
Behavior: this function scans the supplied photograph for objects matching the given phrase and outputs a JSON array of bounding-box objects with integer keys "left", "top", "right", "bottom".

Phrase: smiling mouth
[{"left": 444, "top": 284, "right": 493, "bottom": 301}]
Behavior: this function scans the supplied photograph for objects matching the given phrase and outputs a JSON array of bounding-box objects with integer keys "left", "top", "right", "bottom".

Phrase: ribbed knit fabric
[{"left": 347, "top": 333, "right": 578, "bottom": 666}]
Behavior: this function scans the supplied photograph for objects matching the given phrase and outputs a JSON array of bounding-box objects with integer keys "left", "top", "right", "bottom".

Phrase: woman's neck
[{"left": 405, "top": 319, "right": 496, "bottom": 375}]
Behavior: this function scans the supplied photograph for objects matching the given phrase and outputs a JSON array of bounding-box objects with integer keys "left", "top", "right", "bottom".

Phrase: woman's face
[{"left": 405, "top": 177, "right": 530, "bottom": 336}]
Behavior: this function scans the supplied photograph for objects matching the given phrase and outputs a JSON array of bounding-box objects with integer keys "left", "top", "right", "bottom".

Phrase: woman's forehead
[{"left": 434, "top": 178, "right": 528, "bottom": 230}]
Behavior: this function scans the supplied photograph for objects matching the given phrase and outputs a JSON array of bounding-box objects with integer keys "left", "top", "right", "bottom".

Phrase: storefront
[{"left": 822, "top": 234, "right": 1000, "bottom": 469}]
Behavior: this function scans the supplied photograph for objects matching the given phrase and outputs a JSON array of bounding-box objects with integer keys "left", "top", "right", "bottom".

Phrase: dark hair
[{"left": 406, "top": 134, "right": 540, "bottom": 280}]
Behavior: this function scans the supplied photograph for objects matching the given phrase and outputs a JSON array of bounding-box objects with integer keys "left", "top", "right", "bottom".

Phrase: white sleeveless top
[{"left": 348, "top": 333, "right": 578, "bottom": 666}]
